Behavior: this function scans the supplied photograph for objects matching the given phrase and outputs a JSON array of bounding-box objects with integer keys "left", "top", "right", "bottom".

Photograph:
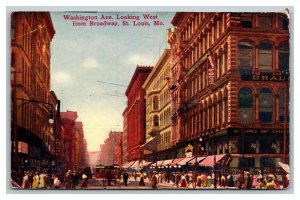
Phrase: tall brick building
[
  {"left": 11, "top": 12, "right": 56, "bottom": 172},
  {"left": 124, "top": 66, "right": 153, "bottom": 162},
  {"left": 168, "top": 12, "right": 289, "bottom": 172}
]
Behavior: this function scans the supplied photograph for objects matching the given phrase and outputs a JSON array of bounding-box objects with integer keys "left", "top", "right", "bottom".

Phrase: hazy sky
[{"left": 50, "top": 12, "right": 175, "bottom": 151}]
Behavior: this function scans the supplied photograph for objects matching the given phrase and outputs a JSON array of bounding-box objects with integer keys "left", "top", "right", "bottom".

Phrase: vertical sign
[{"left": 208, "top": 53, "right": 215, "bottom": 85}]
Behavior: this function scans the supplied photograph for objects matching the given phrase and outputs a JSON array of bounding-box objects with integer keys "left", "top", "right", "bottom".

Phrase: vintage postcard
[{"left": 10, "top": 10, "right": 290, "bottom": 190}]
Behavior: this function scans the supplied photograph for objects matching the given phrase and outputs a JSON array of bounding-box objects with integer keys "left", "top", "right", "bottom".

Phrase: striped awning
[
  {"left": 151, "top": 160, "right": 164, "bottom": 167},
  {"left": 171, "top": 158, "right": 184, "bottom": 166},
  {"left": 199, "top": 154, "right": 227, "bottom": 167},
  {"left": 162, "top": 159, "right": 174, "bottom": 166},
  {"left": 178, "top": 157, "right": 194, "bottom": 165},
  {"left": 130, "top": 160, "right": 140, "bottom": 169},
  {"left": 123, "top": 161, "right": 135, "bottom": 169},
  {"left": 140, "top": 161, "right": 152, "bottom": 168},
  {"left": 188, "top": 156, "right": 206, "bottom": 165}
]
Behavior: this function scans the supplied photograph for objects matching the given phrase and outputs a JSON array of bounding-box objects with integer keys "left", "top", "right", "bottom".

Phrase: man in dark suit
[{"left": 123, "top": 172, "right": 129, "bottom": 186}]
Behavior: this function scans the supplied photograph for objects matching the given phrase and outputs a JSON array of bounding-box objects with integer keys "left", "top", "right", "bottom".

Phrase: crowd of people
[
  {"left": 11, "top": 169, "right": 89, "bottom": 189},
  {"left": 118, "top": 170, "right": 288, "bottom": 189},
  {"left": 12, "top": 169, "right": 288, "bottom": 190}
]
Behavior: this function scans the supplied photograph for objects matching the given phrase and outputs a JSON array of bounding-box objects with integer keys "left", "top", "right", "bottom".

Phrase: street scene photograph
[{"left": 10, "top": 10, "right": 290, "bottom": 190}]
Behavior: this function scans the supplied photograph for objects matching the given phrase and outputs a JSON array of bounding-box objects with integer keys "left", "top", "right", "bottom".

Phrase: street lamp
[
  {"left": 12, "top": 97, "right": 56, "bottom": 173},
  {"left": 194, "top": 136, "right": 205, "bottom": 188}
]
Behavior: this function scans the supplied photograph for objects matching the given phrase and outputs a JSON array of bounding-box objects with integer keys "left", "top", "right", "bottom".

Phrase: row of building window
[
  {"left": 238, "top": 41, "right": 289, "bottom": 75},
  {"left": 158, "top": 131, "right": 171, "bottom": 151},
  {"left": 240, "top": 13, "right": 288, "bottom": 30},
  {"left": 238, "top": 87, "right": 288, "bottom": 124}
]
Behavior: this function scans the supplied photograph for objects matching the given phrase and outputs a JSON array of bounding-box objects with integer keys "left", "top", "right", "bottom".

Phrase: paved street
[{"left": 75, "top": 177, "right": 238, "bottom": 190}]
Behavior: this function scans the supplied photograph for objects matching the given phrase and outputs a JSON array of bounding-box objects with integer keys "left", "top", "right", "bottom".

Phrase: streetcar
[{"left": 94, "top": 164, "right": 105, "bottom": 179}]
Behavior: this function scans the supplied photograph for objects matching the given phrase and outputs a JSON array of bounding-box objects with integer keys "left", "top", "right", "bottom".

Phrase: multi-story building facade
[
  {"left": 122, "top": 108, "right": 128, "bottom": 165},
  {"left": 74, "top": 121, "right": 88, "bottom": 169},
  {"left": 125, "top": 66, "right": 152, "bottom": 162},
  {"left": 60, "top": 111, "right": 78, "bottom": 170},
  {"left": 11, "top": 12, "right": 56, "bottom": 172},
  {"left": 168, "top": 12, "right": 289, "bottom": 171},
  {"left": 142, "top": 50, "right": 173, "bottom": 161}
]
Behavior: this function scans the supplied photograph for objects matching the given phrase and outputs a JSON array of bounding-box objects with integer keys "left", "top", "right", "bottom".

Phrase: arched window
[
  {"left": 153, "top": 96, "right": 159, "bottom": 110},
  {"left": 259, "top": 42, "right": 273, "bottom": 73},
  {"left": 238, "top": 87, "right": 253, "bottom": 123},
  {"left": 238, "top": 42, "right": 253, "bottom": 75},
  {"left": 279, "top": 42, "right": 289, "bottom": 73},
  {"left": 259, "top": 88, "right": 273, "bottom": 123},
  {"left": 153, "top": 115, "right": 159, "bottom": 126}
]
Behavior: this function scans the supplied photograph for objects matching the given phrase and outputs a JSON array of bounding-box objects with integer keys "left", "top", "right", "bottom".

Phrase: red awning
[
  {"left": 162, "top": 159, "right": 174, "bottom": 166},
  {"left": 171, "top": 158, "right": 184, "bottom": 166},
  {"left": 188, "top": 156, "right": 206, "bottom": 165},
  {"left": 178, "top": 157, "right": 194, "bottom": 165},
  {"left": 199, "top": 154, "right": 227, "bottom": 167}
]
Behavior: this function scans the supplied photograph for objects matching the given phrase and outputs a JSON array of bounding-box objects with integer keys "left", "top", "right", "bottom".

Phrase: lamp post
[
  {"left": 12, "top": 97, "right": 55, "bottom": 173},
  {"left": 283, "top": 70, "right": 289, "bottom": 188},
  {"left": 194, "top": 137, "right": 204, "bottom": 189},
  {"left": 213, "top": 129, "right": 217, "bottom": 189}
]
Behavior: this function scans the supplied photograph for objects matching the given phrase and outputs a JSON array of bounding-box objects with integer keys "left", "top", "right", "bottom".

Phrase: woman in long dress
[
  {"left": 32, "top": 172, "right": 39, "bottom": 189},
  {"left": 139, "top": 172, "right": 145, "bottom": 186}
]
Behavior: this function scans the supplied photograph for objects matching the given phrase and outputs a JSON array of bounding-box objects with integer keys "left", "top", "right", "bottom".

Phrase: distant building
[
  {"left": 60, "top": 111, "right": 78, "bottom": 170},
  {"left": 88, "top": 151, "right": 100, "bottom": 167},
  {"left": 124, "top": 66, "right": 153, "bottom": 162},
  {"left": 99, "top": 131, "right": 122, "bottom": 166}
]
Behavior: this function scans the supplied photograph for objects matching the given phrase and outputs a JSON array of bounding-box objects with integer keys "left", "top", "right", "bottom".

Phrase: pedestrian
[
  {"left": 38, "top": 172, "right": 45, "bottom": 189},
  {"left": 180, "top": 174, "right": 187, "bottom": 188},
  {"left": 243, "top": 172, "right": 251, "bottom": 189},
  {"left": 236, "top": 171, "right": 243, "bottom": 189},
  {"left": 22, "top": 172, "right": 30, "bottom": 189},
  {"left": 151, "top": 171, "right": 158, "bottom": 189},
  {"left": 54, "top": 175, "right": 61, "bottom": 189},
  {"left": 174, "top": 173, "right": 181, "bottom": 188},
  {"left": 202, "top": 173, "right": 208, "bottom": 187},
  {"left": 185, "top": 173, "right": 190, "bottom": 186},
  {"left": 123, "top": 172, "right": 129, "bottom": 186},
  {"left": 81, "top": 173, "right": 88, "bottom": 188},
  {"left": 221, "top": 174, "right": 226, "bottom": 187},
  {"left": 44, "top": 173, "right": 51, "bottom": 189},
  {"left": 139, "top": 171, "right": 145, "bottom": 186},
  {"left": 32, "top": 172, "right": 39, "bottom": 189},
  {"left": 28, "top": 171, "right": 33, "bottom": 188},
  {"left": 196, "top": 174, "right": 202, "bottom": 188},
  {"left": 134, "top": 172, "right": 137, "bottom": 181},
  {"left": 71, "top": 171, "right": 79, "bottom": 189},
  {"left": 64, "top": 170, "right": 72, "bottom": 189},
  {"left": 227, "top": 174, "right": 234, "bottom": 187}
]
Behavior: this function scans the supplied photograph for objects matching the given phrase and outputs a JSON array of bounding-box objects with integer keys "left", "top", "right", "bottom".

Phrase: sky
[{"left": 49, "top": 12, "right": 175, "bottom": 152}]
